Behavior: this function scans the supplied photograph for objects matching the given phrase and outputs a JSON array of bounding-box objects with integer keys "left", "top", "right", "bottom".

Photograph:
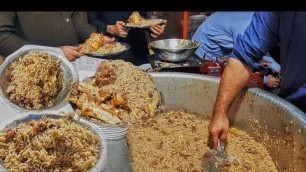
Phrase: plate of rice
[
  {"left": 0, "top": 47, "right": 78, "bottom": 113},
  {"left": 0, "top": 112, "right": 106, "bottom": 172}
]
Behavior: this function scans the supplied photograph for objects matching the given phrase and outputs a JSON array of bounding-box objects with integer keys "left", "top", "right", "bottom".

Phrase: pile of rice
[
  {"left": 0, "top": 113, "right": 101, "bottom": 171},
  {"left": 5, "top": 51, "right": 63, "bottom": 109},
  {"left": 80, "top": 33, "right": 127, "bottom": 55},
  {"left": 69, "top": 60, "right": 161, "bottom": 125},
  {"left": 126, "top": 111, "right": 278, "bottom": 172},
  {"left": 126, "top": 11, "right": 162, "bottom": 27}
]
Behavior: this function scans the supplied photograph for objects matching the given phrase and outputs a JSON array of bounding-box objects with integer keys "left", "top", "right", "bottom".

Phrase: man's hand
[
  {"left": 209, "top": 58, "right": 252, "bottom": 149},
  {"left": 107, "top": 21, "right": 130, "bottom": 38},
  {"left": 59, "top": 45, "right": 83, "bottom": 62},
  {"left": 103, "top": 36, "right": 115, "bottom": 43},
  {"left": 150, "top": 20, "right": 167, "bottom": 38},
  {"left": 209, "top": 112, "right": 229, "bottom": 149},
  {"left": 266, "top": 75, "right": 280, "bottom": 88}
]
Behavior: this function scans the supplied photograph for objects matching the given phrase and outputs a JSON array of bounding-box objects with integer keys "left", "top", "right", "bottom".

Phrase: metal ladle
[{"left": 202, "top": 139, "right": 239, "bottom": 172}]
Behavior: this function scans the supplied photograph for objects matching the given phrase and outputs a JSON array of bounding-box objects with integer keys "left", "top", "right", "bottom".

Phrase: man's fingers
[
  {"left": 119, "top": 29, "right": 129, "bottom": 34},
  {"left": 152, "top": 25, "right": 163, "bottom": 33},
  {"left": 104, "top": 36, "right": 115, "bottom": 43},
  {"left": 73, "top": 50, "right": 83, "bottom": 57},
  {"left": 150, "top": 27, "right": 160, "bottom": 35},
  {"left": 219, "top": 129, "right": 228, "bottom": 146},
  {"left": 119, "top": 32, "right": 128, "bottom": 38},
  {"left": 66, "top": 54, "right": 77, "bottom": 62},
  {"left": 211, "top": 132, "right": 219, "bottom": 149},
  {"left": 116, "top": 21, "right": 126, "bottom": 26},
  {"left": 150, "top": 33, "right": 157, "bottom": 38},
  {"left": 161, "top": 20, "right": 167, "bottom": 25},
  {"left": 123, "top": 27, "right": 130, "bottom": 32},
  {"left": 68, "top": 46, "right": 80, "bottom": 51}
]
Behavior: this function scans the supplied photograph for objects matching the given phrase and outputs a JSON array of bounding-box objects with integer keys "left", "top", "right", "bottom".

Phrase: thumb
[
  {"left": 103, "top": 36, "right": 115, "bottom": 43},
  {"left": 69, "top": 46, "right": 81, "bottom": 51},
  {"left": 117, "top": 21, "right": 125, "bottom": 25},
  {"left": 210, "top": 131, "right": 219, "bottom": 150}
]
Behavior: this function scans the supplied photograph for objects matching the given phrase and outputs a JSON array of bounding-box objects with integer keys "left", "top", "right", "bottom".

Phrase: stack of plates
[{"left": 98, "top": 125, "right": 129, "bottom": 140}]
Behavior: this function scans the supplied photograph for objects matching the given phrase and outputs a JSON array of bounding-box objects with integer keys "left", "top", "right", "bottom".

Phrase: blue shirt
[
  {"left": 192, "top": 12, "right": 280, "bottom": 85},
  {"left": 192, "top": 12, "right": 255, "bottom": 61},
  {"left": 231, "top": 12, "right": 306, "bottom": 112}
]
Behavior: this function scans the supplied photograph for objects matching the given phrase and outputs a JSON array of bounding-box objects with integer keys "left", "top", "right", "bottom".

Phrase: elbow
[{"left": 230, "top": 50, "right": 263, "bottom": 71}]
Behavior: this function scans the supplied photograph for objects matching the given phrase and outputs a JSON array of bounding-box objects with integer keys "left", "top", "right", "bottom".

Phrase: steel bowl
[
  {"left": 0, "top": 46, "right": 79, "bottom": 114},
  {"left": 149, "top": 39, "right": 200, "bottom": 62}
]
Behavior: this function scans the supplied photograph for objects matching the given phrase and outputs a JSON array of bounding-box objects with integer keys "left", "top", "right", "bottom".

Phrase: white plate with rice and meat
[
  {"left": 0, "top": 46, "right": 78, "bottom": 114},
  {"left": 0, "top": 112, "right": 106, "bottom": 172},
  {"left": 68, "top": 60, "right": 162, "bottom": 140}
]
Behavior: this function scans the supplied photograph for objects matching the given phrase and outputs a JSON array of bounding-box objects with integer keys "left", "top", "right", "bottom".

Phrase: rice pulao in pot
[{"left": 151, "top": 72, "right": 306, "bottom": 171}]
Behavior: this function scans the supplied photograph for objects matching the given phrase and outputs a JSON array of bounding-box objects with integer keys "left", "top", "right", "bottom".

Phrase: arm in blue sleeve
[
  {"left": 230, "top": 12, "right": 280, "bottom": 69},
  {"left": 263, "top": 76, "right": 268, "bottom": 85},
  {"left": 263, "top": 53, "right": 281, "bottom": 72},
  {"left": 87, "top": 12, "right": 108, "bottom": 34}
]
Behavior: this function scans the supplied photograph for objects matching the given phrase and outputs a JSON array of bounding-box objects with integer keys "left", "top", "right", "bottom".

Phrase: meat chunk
[{"left": 94, "top": 64, "right": 117, "bottom": 87}]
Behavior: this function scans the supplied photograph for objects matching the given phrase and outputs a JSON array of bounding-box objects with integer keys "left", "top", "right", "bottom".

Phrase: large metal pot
[
  {"left": 151, "top": 72, "right": 306, "bottom": 172},
  {"left": 149, "top": 39, "right": 200, "bottom": 62}
]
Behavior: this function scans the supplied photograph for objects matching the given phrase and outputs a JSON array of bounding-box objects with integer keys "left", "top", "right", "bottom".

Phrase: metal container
[
  {"left": 149, "top": 39, "right": 200, "bottom": 62},
  {"left": 0, "top": 113, "right": 107, "bottom": 172},
  {"left": 150, "top": 72, "right": 306, "bottom": 172},
  {"left": 0, "top": 46, "right": 79, "bottom": 114}
]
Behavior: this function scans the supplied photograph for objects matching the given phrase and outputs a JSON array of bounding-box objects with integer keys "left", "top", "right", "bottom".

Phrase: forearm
[
  {"left": 213, "top": 57, "right": 253, "bottom": 115},
  {"left": 87, "top": 12, "right": 108, "bottom": 34},
  {"left": 0, "top": 12, "right": 29, "bottom": 56},
  {"left": 0, "top": 34, "right": 29, "bottom": 56},
  {"left": 106, "top": 25, "right": 115, "bottom": 35},
  {"left": 231, "top": 12, "right": 280, "bottom": 70}
]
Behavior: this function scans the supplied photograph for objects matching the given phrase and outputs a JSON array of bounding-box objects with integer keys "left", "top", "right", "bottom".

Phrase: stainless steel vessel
[
  {"left": 151, "top": 72, "right": 306, "bottom": 172},
  {"left": 0, "top": 113, "right": 107, "bottom": 172},
  {"left": 0, "top": 47, "right": 78, "bottom": 114},
  {"left": 149, "top": 39, "right": 200, "bottom": 62}
]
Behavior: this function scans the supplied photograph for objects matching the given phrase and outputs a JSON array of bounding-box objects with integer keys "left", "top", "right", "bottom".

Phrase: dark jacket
[
  {"left": 278, "top": 12, "right": 306, "bottom": 112},
  {"left": 87, "top": 11, "right": 150, "bottom": 66},
  {"left": 0, "top": 12, "right": 96, "bottom": 57}
]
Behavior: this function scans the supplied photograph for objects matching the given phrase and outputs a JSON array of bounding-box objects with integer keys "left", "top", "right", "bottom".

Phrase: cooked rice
[
  {"left": 80, "top": 33, "right": 127, "bottom": 55},
  {"left": 69, "top": 60, "right": 161, "bottom": 125},
  {"left": 126, "top": 111, "right": 278, "bottom": 172},
  {"left": 95, "top": 43, "right": 127, "bottom": 54},
  {"left": 0, "top": 113, "right": 100, "bottom": 172},
  {"left": 5, "top": 51, "right": 63, "bottom": 109},
  {"left": 126, "top": 12, "right": 162, "bottom": 27}
]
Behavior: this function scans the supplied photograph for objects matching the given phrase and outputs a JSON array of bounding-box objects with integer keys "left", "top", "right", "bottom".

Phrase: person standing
[
  {"left": 209, "top": 12, "right": 306, "bottom": 149},
  {"left": 192, "top": 12, "right": 281, "bottom": 89},
  {"left": 87, "top": 11, "right": 167, "bottom": 65},
  {"left": 0, "top": 12, "right": 114, "bottom": 61}
]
